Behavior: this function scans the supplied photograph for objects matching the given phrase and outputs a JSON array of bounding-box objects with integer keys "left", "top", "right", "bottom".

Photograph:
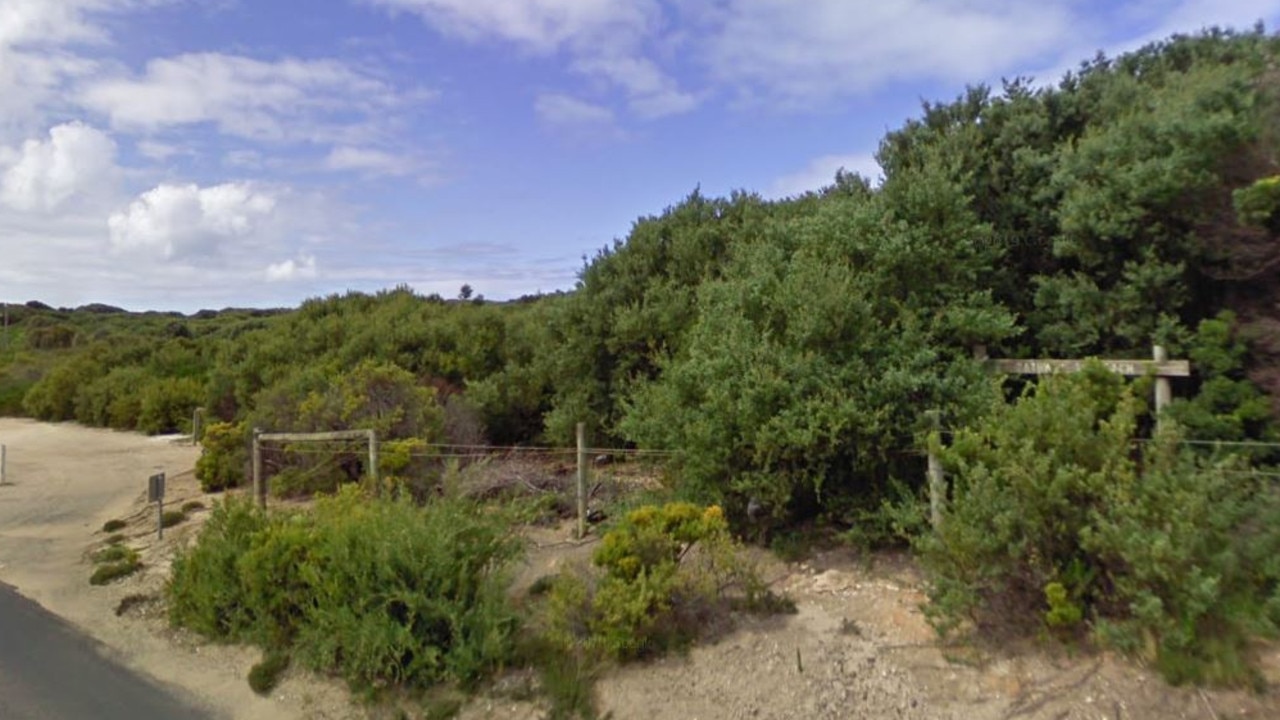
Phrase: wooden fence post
[
  {"left": 1153, "top": 345, "right": 1172, "bottom": 431},
  {"left": 576, "top": 422, "right": 587, "bottom": 539},
  {"left": 927, "top": 409, "right": 945, "bottom": 530},
  {"left": 252, "top": 427, "right": 264, "bottom": 509},
  {"left": 368, "top": 429, "right": 380, "bottom": 496},
  {"left": 191, "top": 407, "right": 203, "bottom": 446}
]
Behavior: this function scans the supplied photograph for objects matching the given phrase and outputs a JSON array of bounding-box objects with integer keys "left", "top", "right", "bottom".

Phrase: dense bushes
[
  {"left": 138, "top": 377, "right": 203, "bottom": 434},
  {"left": 920, "top": 367, "right": 1280, "bottom": 685},
  {"left": 22, "top": 342, "right": 202, "bottom": 434},
  {"left": 620, "top": 175, "right": 1013, "bottom": 526},
  {"left": 167, "top": 488, "right": 523, "bottom": 690}
]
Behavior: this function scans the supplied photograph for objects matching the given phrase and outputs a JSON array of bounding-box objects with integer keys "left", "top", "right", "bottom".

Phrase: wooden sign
[
  {"left": 973, "top": 344, "right": 1190, "bottom": 418},
  {"left": 987, "top": 358, "right": 1190, "bottom": 377}
]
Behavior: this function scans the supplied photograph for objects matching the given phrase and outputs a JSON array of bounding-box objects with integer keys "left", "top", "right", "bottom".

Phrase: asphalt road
[{"left": 0, "top": 583, "right": 213, "bottom": 720}]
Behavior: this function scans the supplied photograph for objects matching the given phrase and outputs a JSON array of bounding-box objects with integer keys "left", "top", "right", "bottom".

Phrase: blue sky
[{"left": 2, "top": 1, "right": 1279, "bottom": 312}]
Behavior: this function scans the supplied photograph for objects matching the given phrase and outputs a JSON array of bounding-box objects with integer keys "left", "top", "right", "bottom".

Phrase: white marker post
[{"left": 1, "top": 444, "right": 7, "bottom": 485}]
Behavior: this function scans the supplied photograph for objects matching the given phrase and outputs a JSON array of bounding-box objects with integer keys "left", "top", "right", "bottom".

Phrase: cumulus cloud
[
  {"left": 1028, "top": 0, "right": 1280, "bottom": 88},
  {"left": 134, "top": 139, "right": 185, "bottom": 161},
  {"left": 770, "top": 153, "right": 882, "bottom": 198},
  {"left": 0, "top": 0, "right": 115, "bottom": 48},
  {"left": 371, "top": 0, "right": 698, "bottom": 119},
  {"left": 573, "top": 53, "right": 699, "bottom": 119},
  {"left": 80, "top": 52, "right": 410, "bottom": 144},
  {"left": 108, "top": 182, "right": 278, "bottom": 259},
  {"left": 378, "top": 0, "right": 1280, "bottom": 112},
  {"left": 698, "top": 0, "right": 1072, "bottom": 106},
  {"left": 324, "top": 146, "right": 419, "bottom": 177},
  {"left": 534, "top": 93, "right": 616, "bottom": 127},
  {"left": 265, "top": 253, "right": 318, "bottom": 282},
  {"left": 0, "top": 0, "right": 125, "bottom": 142},
  {"left": 0, "top": 121, "right": 118, "bottom": 212},
  {"left": 367, "top": 0, "right": 654, "bottom": 51}
]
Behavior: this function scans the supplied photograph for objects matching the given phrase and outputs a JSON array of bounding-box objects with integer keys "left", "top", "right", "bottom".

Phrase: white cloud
[
  {"left": 80, "top": 52, "right": 410, "bottom": 144},
  {"left": 367, "top": 0, "right": 654, "bottom": 52},
  {"left": 770, "top": 153, "right": 882, "bottom": 198},
  {"left": 534, "top": 93, "right": 616, "bottom": 127},
  {"left": 0, "top": 0, "right": 126, "bottom": 143},
  {"left": 108, "top": 182, "right": 278, "bottom": 259},
  {"left": 371, "top": 0, "right": 699, "bottom": 119},
  {"left": 0, "top": 0, "right": 115, "bottom": 49},
  {"left": 0, "top": 122, "right": 118, "bottom": 212},
  {"left": 223, "top": 149, "right": 264, "bottom": 169},
  {"left": 324, "top": 146, "right": 419, "bottom": 177},
  {"left": 692, "top": 0, "right": 1280, "bottom": 106},
  {"left": 266, "top": 253, "right": 318, "bottom": 282},
  {"left": 1028, "top": 0, "right": 1280, "bottom": 88},
  {"left": 2, "top": 171, "right": 352, "bottom": 310},
  {"left": 573, "top": 53, "right": 699, "bottom": 119},
  {"left": 698, "top": 0, "right": 1073, "bottom": 106},
  {"left": 134, "top": 139, "right": 184, "bottom": 161},
  {"left": 378, "top": 0, "right": 1280, "bottom": 114}
]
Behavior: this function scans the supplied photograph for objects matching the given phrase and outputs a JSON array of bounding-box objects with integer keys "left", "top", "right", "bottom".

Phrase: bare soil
[{"left": 2, "top": 418, "right": 1279, "bottom": 720}]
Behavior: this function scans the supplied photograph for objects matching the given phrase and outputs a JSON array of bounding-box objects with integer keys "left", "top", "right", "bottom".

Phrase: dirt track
[{"left": 2, "top": 418, "right": 1279, "bottom": 720}]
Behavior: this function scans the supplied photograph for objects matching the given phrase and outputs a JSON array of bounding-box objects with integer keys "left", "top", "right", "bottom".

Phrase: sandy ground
[
  {"left": 3, "top": 418, "right": 1280, "bottom": 720},
  {"left": 0, "top": 418, "right": 361, "bottom": 720}
]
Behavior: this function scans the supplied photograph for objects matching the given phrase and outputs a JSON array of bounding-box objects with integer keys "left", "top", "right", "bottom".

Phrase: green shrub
[
  {"left": 74, "top": 366, "right": 148, "bottom": 429},
  {"left": 167, "top": 497, "right": 268, "bottom": 638},
  {"left": 540, "top": 503, "right": 775, "bottom": 662},
  {"left": 1233, "top": 174, "right": 1280, "bottom": 232},
  {"left": 582, "top": 503, "right": 727, "bottom": 659},
  {"left": 1043, "top": 582, "right": 1083, "bottom": 631},
  {"left": 91, "top": 546, "right": 141, "bottom": 586},
  {"left": 1085, "top": 439, "right": 1280, "bottom": 686},
  {"left": 25, "top": 323, "right": 76, "bottom": 350},
  {"left": 181, "top": 500, "right": 205, "bottom": 513},
  {"left": 167, "top": 487, "right": 524, "bottom": 692},
  {"left": 525, "top": 634, "right": 600, "bottom": 720},
  {"left": 920, "top": 367, "right": 1280, "bottom": 685},
  {"left": 0, "top": 376, "right": 35, "bottom": 415},
  {"left": 161, "top": 510, "right": 187, "bottom": 528},
  {"left": 196, "top": 422, "right": 248, "bottom": 492},
  {"left": 138, "top": 377, "right": 204, "bottom": 434},
  {"left": 102, "top": 519, "right": 127, "bottom": 532},
  {"left": 93, "top": 544, "right": 134, "bottom": 564},
  {"left": 269, "top": 466, "right": 341, "bottom": 498},
  {"left": 236, "top": 515, "right": 314, "bottom": 647},
  {"left": 521, "top": 501, "right": 779, "bottom": 717},
  {"left": 247, "top": 651, "right": 290, "bottom": 695},
  {"left": 291, "top": 488, "right": 522, "bottom": 688}
]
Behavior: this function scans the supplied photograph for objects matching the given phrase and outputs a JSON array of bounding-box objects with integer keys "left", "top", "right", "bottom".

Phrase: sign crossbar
[
  {"left": 926, "top": 344, "right": 1194, "bottom": 531},
  {"left": 986, "top": 358, "right": 1190, "bottom": 377}
]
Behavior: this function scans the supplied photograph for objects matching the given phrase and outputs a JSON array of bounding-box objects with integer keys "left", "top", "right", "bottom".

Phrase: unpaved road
[{"left": 3, "top": 418, "right": 1280, "bottom": 720}]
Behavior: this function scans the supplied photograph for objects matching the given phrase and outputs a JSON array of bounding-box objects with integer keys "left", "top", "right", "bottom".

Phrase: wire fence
[
  {"left": 251, "top": 420, "right": 1280, "bottom": 518},
  {"left": 253, "top": 432, "right": 676, "bottom": 532}
]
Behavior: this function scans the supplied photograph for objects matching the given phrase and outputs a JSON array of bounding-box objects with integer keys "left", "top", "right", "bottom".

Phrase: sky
[{"left": 2, "top": 1, "right": 1279, "bottom": 312}]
